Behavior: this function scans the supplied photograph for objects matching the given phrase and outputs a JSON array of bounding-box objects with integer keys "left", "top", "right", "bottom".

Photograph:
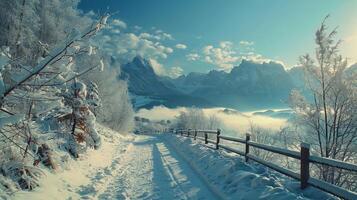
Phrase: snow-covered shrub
[
  {"left": 173, "top": 108, "right": 222, "bottom": 130},
  {"left": 34, "top": 144, "right": 57, "bottom": 170},
  {"left": 79, "top": 57, "right": 134, "bottom": 133},
  {"left": 246, "top": 124, "right": 300, "bottom": 171},
  {"left": 0, "top": 174, "right": 19, "bottom": 197},
  {"left": 62, "top": 80, "right": 101, "bottom": 157},
  {"left": 248, "top": 125, "right": 278, "bottom": 161},
  {"left": 1, "top": 160, "right": 44, "bottom": 190},
  {"left": 87, "top": 81, "right": 101, "bottom": 115}
]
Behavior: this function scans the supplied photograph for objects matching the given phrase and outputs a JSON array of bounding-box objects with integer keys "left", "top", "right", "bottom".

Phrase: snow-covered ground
[
  {"left": 163, "top": 134, "right": 336, "bottom": 200},
  {"left": 96, "top": 134, "right": 218, "bottom": 200},
  {"left": 12, "top": 127, "right": 217, "bottom": 200},
  {"left": 12, "top": 125, "right": 134, "bottom": 200},
  {"left": 10, "top": 128, "right": 335, "bottom": 200}
]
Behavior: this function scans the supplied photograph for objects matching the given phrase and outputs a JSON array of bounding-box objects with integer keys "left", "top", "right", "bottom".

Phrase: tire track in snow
[{"left": 79, "top": 134, "right": 218, "bottom": 200}]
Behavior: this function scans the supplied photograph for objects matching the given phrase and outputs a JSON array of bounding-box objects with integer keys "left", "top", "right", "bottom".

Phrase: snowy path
[
  {"left": 83, "top": 134, "right": 217, "bottom": 200},
  {"left": 70, "top": 135, "right": 215, "bottom": 199},
  {"left": 13, "top": 126, "right": 218, "bottom": 200},
  {"left": 12, "top": 128, "right": 331, "bottom": 200}
]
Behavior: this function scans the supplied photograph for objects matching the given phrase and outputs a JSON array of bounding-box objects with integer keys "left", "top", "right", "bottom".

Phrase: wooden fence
[{"left": 171, "top": 129, "right": 357, "bottom": 200}]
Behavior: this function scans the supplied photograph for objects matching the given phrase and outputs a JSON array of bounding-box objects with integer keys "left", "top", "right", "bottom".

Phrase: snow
[
  {"left": 96, "top": 134, "right": 217, "bottom": 199},
  {"left": 308, "top": 177, "right": 357, "bottom": 200},
  {"left": 12, "top": 124, "right": 134, "bottom": 200},
  {"left": 164, "top": 134, "right": 336, "bottom": 200},
  {"left": 12, "top": 128, "right": 217, "bottom": 200},
  {"left": 99, "top": 59, "right": 104, "bottom": 72},
  {"left": 9, "top": 128, "right": 337, "bottom": 200},
  {"left": 309, "top": 155, "right": 357, "bottom": 172},
  {"left": 300, "top": 142, "right": 310, "bottom": 149},
  {"left": 248, "top": 141, "right": 301, "bottom": 159},
  {"left": 0, "top": 114, "right": 25, "bottom": 129},
  {"left": 88, "top": 46, "right": 93, "bottom": 55}
]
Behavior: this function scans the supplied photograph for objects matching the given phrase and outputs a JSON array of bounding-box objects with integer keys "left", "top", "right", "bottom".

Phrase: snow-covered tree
[
  {"left": 289, "top": 16, "right": 357, "bottom": 188},
  {"left": 174, "top": 108, "right": 221, "bottom": 130},
  {"left": 36, "top": 0, "right": 93, "bottom": 57},
  {"left": 78, "top": 56, "right": 134, "bottom": 133},
  {"left": 0, "top": 0, "right": 40, "bottom": 64},
  {"left": 0, "top": 11, "right": 110, "bottom": 191},
  {"left": 207, "top": 114, "right": 222, "bottom": 130},
  {"left": 0, "top": 0, "right": 93, "bottom": 65},
  {"left": 61, "top": 80, "right": 101, "bottom": 158}
]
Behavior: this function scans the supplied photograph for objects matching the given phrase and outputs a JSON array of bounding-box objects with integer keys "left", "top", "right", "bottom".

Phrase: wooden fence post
[
  {"left": 188, "top": 129, "right": 190, "bottom": 137},
  {"left": 181, "top": 130, "right": 183, "bottom": 136},
  {"left": 216, "top": 129, "right": 221, "bottom": 149},
  {"left": 205, "top": 132, "right": 208, "bottom": 144},
  {"left": 194, "top": 130, "right": 197, "bottom": 140},
  {"left": 245, "top": 133, "right": 250, "bottom": 162},
  {"left": 300, "top": 142, "right": 310, "bottom": 189}
]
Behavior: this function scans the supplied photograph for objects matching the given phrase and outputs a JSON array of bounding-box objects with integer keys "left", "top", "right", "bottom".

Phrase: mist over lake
[{"left": 136, "top": 106, "right": 291, "bottom": 136}]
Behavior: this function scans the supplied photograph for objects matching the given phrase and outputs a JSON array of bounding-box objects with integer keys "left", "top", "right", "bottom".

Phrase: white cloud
[
  {"left": 149, "top": 58, "right": 165, "bottom": 75},
  {"left": 239, "top": 40, "right": 255, "bottom": 52},
  {"left": 110, "top": 29, "right": 120, "bottom": 34},
  {"left": 161, "top": 32, "right": 174, "bottom": 40},
  {"left": 239, "top": 40, "right": 254, "bottom": 46},
  {"left": 155, "top": 29, "right": 163, "bottom": 33},
  {"left": 202, "top": 41, "right": 240, "bottom": 71},
  {"left": 94, "top": 18, "right": 182, "bottom": 76},
  {"left": 139, "top": 32, "right": 161, "bottom": 40},
  {"left": 94, "top": 31, "right": 174, "bottom": 62},
  {"left": 240, "top": 52, "right": 286, "bottom": 68},
  {"left": 186, "top": 53, "right": 200, "bottom": 61},
  {"left": 167, "top": 66, "right": 184, "bottom": 78},
  {"left": 138, "top": 32, "right": 173, "bottom": 41},
  {"left": 203, "top": 45, "right": 213, "bottom": 54},
  {"left": 175, "top": 44, "right": 187, "bottom": 49},
  {"left": 220, "top": 41, "right": 233, "bottom": 48},
  {"left": 189, "top": 40, "right": 286, "bottom": 70},
  {"left": 148, "top": 59, "right": 183, "bottom": 78},
  {"left": 112, "top": 19, "right": 127, "bottom": 29},
  {"left": 133, "top": 25, "right": 142, "bottom": 31}
]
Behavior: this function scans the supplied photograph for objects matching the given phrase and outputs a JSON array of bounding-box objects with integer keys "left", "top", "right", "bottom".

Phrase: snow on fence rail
[{"left": 171, "top": 129, "right": 357, "bottom": 200}]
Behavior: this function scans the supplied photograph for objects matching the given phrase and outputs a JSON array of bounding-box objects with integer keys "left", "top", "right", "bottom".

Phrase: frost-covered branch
[{"left": 0, "top": 14, "right": 109, "bottom": 108}]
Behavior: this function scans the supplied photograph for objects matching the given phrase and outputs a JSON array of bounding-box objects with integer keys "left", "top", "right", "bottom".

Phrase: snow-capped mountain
[
  {"left": 167, "top": 60, "right": 298, "bottom": 110},
  {"left": 120, "top": 56, "right": 212, "bottom": 109},
  {"left": 121, "top": 57, "right": 306, "bottom": 110},
  {"left": 120, "top": 56, "right": 175, "bottom": 96}
]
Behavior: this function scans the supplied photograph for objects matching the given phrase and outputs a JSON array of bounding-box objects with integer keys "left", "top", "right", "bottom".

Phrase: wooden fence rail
[{"left": 171, "top": 129, "right": 357, "bottom": 200}]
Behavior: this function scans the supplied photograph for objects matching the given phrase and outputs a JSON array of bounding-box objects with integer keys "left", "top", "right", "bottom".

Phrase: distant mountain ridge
[
  {"left": 120, "top": 56, "right": 174, "bottom": 96},
  {"left": 120, "top": 56, "right": 307, "bottom": 110},
  {"left": 120, "top": 56, "right": 212, "bottom": 109}
]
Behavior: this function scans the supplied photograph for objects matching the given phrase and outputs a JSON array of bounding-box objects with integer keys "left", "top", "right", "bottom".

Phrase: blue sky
[{"left": 79, "top": 0, "right": 357, "bottom": 76}]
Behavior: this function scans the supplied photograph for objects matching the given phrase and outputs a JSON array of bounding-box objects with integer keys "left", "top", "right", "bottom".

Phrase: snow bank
[
  {"left": 11, "top": 124, "right": 133, "bottom": 200},
  {"left": 163, "top": 134, "right": 336, "bottom": 200}
]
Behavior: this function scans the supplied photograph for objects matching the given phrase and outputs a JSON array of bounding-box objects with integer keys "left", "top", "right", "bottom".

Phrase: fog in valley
[{"left": 136, "top": 106, "right": 289, "bottom": 135}]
